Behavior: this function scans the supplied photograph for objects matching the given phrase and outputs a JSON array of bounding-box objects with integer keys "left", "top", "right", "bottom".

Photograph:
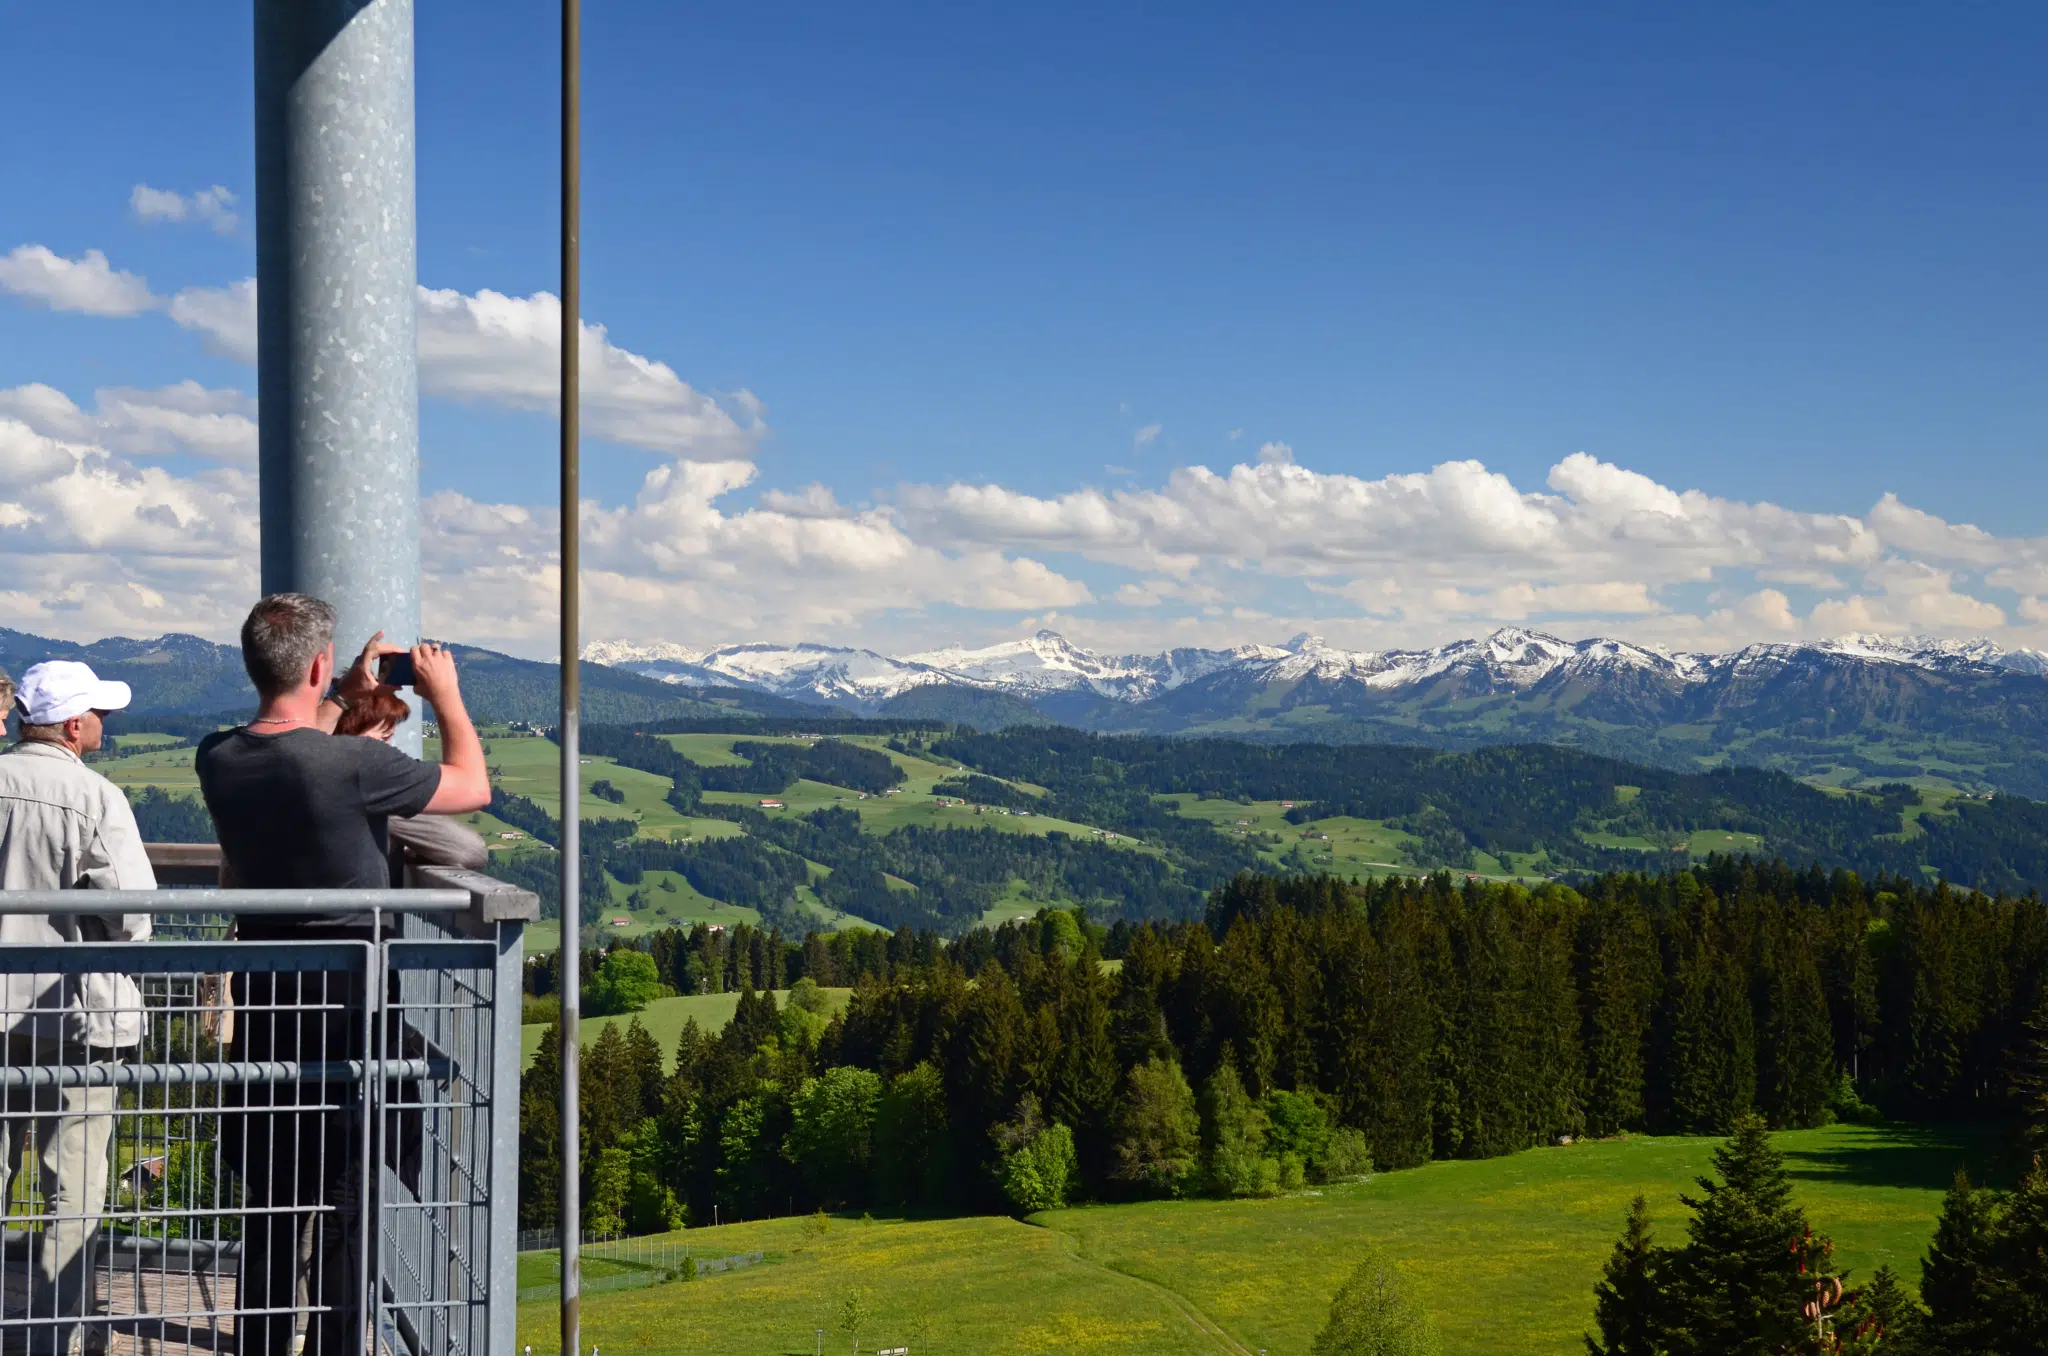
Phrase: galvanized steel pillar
[{"left": 255, "top": 0, "right": 423, "bottom": 755}]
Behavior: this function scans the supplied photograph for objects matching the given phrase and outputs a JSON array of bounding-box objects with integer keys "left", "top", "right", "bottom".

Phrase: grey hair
[{"left": 241, "top": 593, "right": 338, "bottom": 698}]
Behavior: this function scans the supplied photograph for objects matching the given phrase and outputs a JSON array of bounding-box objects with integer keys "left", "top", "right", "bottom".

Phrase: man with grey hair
[
  {"left": 0, "top": 661, "right": 155, "bottom": 1356},
  {"left": 197, "top": 591, "right": 491, "bottom": 894},
  {"left": 195, "top": 593, "right": 489, "bottom": 1356}
]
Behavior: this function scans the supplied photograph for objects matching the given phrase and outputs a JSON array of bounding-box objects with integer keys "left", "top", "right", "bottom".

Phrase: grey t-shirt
[{"left": 196, "top": 726, "right": 441, "bottom": 903}]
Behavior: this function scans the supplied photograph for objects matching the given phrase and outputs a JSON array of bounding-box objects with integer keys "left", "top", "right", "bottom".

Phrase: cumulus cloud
[
  {"left": 9, "top": 242, "right": 2048, "bottom": 656},
  {"left": 0, "top": 385, "right": 1094, "bottom": 650},
  {"left": 900, "top": 451, "right": 1880, "bottom": 594},
  {"left": 131, "top": 184, "right": 239, "bottom": 234},
  {"left": 0, "top": 241, "right": 758, "bottom": 457},
  {"left": 418, "top": 457, "right": 1091, "bottom": 650},
  {"left": 415, "top": 287, "right": 760, "bottom": 455},
  {"left": 0, "top": 382, "right": 257, "bottom": 465},
  {"left": 0, "top": 246, "right": 157, "bottom": 317},
  {"left": 0, "top": 415, "right": 257, "bottom": 638},
  {"left": 2, "top": 405, "right": 2047, "bottom": 655},
  {"left": 157, "top": 278, "right": 760, "bottom": 456},
  {"left": 165, "top": 278, "right": 255, "bottom": 361}
]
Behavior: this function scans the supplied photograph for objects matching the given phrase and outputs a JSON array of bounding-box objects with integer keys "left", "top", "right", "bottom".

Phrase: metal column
[
  {"left": 558, "top": 2, "right": 584, "bottom": 1354},
  {"left": 255, "top": 0, "right": 425, "bottom": 756}
]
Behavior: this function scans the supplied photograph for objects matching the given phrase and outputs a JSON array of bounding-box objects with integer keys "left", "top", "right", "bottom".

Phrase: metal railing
[{"left": 0, "top": 844, "right": 536, "bottom": 1356}]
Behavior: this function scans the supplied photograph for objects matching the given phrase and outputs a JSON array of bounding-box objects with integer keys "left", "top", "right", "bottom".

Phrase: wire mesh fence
[{"left": 0, "top": 877, "right": 530, "bottom": 1356}]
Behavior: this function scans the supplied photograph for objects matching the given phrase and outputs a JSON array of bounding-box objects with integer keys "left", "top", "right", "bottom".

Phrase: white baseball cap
[{"left": 15, "top": 661, "right": 132, "bottom": 725}]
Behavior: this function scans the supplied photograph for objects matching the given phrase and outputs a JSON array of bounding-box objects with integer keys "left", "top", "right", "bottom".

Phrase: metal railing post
[{"left": 559, "top": 1, "right": 584, "bottom": 1353}]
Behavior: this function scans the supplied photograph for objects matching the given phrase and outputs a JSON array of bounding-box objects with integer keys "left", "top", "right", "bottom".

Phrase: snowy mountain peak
[
  {"left": 584, "top": 628, "right": 2048, "bottom": 714},
  {"left": 581, "top": 639, "right": 704, "bottom": 666}
]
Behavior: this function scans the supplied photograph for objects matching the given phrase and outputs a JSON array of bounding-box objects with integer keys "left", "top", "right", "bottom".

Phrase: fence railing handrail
[
  {"left": 0, "top": 888, "right": 473, "bottom": 914},
  {"left": 0, "top": 845, "right": 541, "bottom": 924}
]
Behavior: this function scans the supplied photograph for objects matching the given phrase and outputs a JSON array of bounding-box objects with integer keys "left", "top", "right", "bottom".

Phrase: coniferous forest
[{"left": 518, "top": 860, "right": 2047, "bottom": 1241}]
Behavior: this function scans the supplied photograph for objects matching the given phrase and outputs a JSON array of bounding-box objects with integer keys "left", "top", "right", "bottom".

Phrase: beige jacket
[{"left": 0, "top": 741, "right": 155, "bottom": 1047}]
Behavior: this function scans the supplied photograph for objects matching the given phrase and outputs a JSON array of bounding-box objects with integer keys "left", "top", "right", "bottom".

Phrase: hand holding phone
[{"left": 378, "top": 652, "right": 417, "bottom": 687}]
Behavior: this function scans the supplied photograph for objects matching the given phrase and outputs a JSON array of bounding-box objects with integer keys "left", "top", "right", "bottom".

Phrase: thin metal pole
[{"left": 558, "top": 0, "right": 582, "bottom": 1350}]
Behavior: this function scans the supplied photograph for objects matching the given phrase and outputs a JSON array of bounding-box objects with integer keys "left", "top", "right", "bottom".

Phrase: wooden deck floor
[{"left": 4, "top": 1255, "right": 238, "bottom": 1355}]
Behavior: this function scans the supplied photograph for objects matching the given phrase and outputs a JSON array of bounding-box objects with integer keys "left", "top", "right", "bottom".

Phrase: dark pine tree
[
  {"left": 1834, "top": 1265, "right": 1922, "bottom": 1354},
  {"left": 1984, "top": 1156, "right": 2048, "bottom": 1352},
  {"left": 1659, "top": 1114, "right": 1830, "bottom": 1356},
  {"left": 1917, "top": 1168, "right": 2001, "bottom": 1356},
  {"left": 1580, "top": 894, "right": 1657, "bottom": 1138},
  {"left": 517, "top": 1022, "right": 562, "bottom": 1230},
  {"left": 1657, "top": 881, "right": 1756, "bottom": 1133},
  {"left": 1585, "top": 1194, "right": 1663, "bottom": 1356},
  {"left": 1756, "top": 904, "right": 1836, "bottom": 1130}
]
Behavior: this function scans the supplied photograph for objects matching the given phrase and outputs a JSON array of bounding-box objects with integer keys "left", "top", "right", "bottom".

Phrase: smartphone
[{"left": 378, "top": 652, "right": 416, "bottom": 687}]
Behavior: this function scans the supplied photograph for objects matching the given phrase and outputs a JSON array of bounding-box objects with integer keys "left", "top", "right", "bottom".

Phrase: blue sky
[{"left": 1, "top": 3, "right": 2044, "bottom": 657}]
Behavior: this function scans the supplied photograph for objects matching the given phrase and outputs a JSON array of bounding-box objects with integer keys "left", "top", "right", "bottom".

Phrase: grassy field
[
  {"left": 1041, "top": 1122, "right": 2011, "bottom": 1356},
  {"left": 516, "top": 1214, "right": 1218, "bottom": 1356},
  {"left": 95, "top": 742, "right": 205, "bottom": 794},
  {"left": 521, "top": 1122, "right": 2009, "bottom": 1356},
  {"left": 519, "top": 986, "right": 853, "bottom": 1068},
  {"left": 1159, "top": 795, "right": 1560, "bottom": 884}
]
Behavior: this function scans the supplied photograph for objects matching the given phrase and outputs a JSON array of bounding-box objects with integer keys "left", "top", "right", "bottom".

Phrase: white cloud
[
  {"left": 0, "top": 416, "right": 257, "bottom": 639},
  {"left": 900, "top": 451, "right": 1880, "bottom": 594},
  {"left": 0, "top": 382, "right": 256, "bottom": 465},
  {"left": 1808, "top": 560, "right": 2007, "bottom": 635},
  {"left": 166, "top": 278, "right": 256, "bottom": 360},
  {"left": 415, "top": 286, "right": 759, "bottom": 456},
  {"left": 130, "top": 184, "right": 239, "bottom": 234},
  {"left": 4, "top": 406, "right": 2048, "bottom": 656},
  {"left": 158, "top": 278, "right": 761, "bottom": 456},
  {"left": 419, "top": 457, "right": 1092, "bottom": 651},
  {"left": 0, "top": 246, "right": 157, "bottom": 317},
  {"left": 10, "top": 245, "right": 2048, "bottom": 657}
]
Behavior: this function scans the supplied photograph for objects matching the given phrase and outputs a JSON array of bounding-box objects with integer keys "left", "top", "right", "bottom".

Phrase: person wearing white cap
[{"left": 0, "top": 660, "right": 155, "bottom": 1355}]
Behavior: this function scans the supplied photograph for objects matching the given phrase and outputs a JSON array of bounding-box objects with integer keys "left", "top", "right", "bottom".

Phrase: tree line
[{"left": 517, "top": 859, "right": 2047, "bottom": 1235}]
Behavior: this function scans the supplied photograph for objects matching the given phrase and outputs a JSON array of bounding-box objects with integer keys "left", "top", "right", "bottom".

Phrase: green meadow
[{"left": 517, "top": 1121, "right": 2008, "bottom": 1356}]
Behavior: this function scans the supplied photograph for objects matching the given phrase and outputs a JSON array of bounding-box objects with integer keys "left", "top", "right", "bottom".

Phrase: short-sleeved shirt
[{"left": 196, "top": 727, "right": 440, "bottom": 931}]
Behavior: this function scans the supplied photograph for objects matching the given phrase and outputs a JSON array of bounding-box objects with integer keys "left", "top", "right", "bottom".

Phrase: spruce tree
[
  {"left": 1983, "top": 1156, "right": 2048, "bottom": 1354},
  {"left": 1585, "top": 1195, "right": 1662, "bottom": 1356},
  {"left": 2015, "top": 987, "right": 2048, "bottom": 1153},
  {"left": 1918, "top": 1168, "right": 2001, "bottom": 1356},
  {"left": 1657, "top": 885, "right": 1756, "bottom": 1133},
  {"left": 1757, "top": 909, "right": 1836, "bottom": 1130},
  {"left": 1582, "top": 899, "right": 1656, "bottom": 1138},
  {"left": 1834, "top": 1265, "right": 1922, "bottom": 1354},
  {"left": 1659, "top": 1114, "right": 1829, "bottom": 1356},
  {"left": 517, "top": 1022, "right": 562, "bottom": 1229}
]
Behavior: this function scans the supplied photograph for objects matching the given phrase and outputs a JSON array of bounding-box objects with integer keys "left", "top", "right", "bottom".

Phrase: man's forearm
[{"left": 431, "top": 690, "right": 490, "bottom": 807}]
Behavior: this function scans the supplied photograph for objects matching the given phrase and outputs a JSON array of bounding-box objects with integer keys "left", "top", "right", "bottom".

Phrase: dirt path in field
[{"left": 1030, "top": 1220, "right": 1253, "bottom": 1356}]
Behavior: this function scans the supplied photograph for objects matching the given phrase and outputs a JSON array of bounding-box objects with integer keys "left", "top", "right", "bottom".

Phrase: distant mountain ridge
[
  {"left": 15, "top": 622, "right": 2048, "bottom": 799},
  {"left": 584, "top": 627, "right": 2048, "bottom": 703},
  {"left": 0, "top": 629, "right": 780, "bottom": 729},
  {"left": 586, "top": 627, "right": 2048, "bottom": 797}
]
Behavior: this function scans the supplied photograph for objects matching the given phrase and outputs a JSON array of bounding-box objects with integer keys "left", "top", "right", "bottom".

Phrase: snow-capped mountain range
[{"left": 581, "top": 628, "right": 2048, "bottom": 711}]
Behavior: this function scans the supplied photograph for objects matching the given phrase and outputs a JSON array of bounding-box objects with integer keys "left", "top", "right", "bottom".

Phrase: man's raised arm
[{"left": 412, "top": 644, "right": 491, "bottom": 815}]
